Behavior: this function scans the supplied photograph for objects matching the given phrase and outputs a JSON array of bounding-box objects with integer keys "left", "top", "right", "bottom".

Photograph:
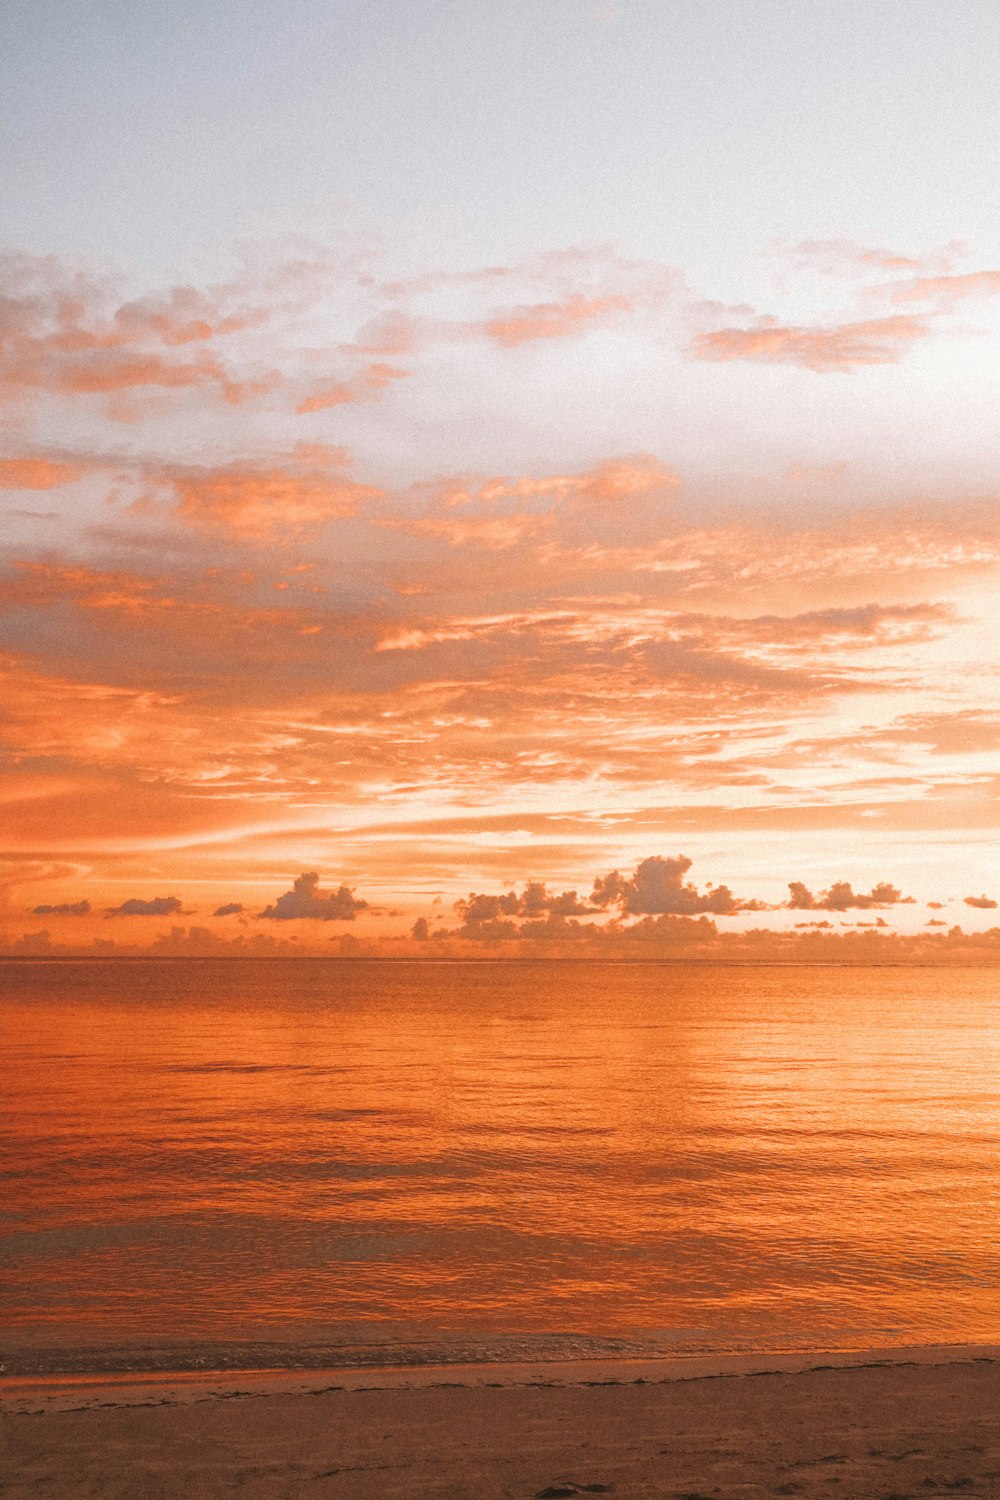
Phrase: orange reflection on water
[{"left": 2, "top": 958, "right": 999, "bottom": 1371}]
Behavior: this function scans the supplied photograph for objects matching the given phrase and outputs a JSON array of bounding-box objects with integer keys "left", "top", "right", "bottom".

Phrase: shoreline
[
  {"left": 4, "top": 1344, "right": 1000, "bottom": 1500},
  {"left": 4, "top": 1340, "right": 998, "bottom": 1415}
]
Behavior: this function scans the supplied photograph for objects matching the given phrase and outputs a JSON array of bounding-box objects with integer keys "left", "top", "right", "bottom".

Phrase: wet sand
[{"left": 2, "top": 1347, "right": 999, "bottom": 1498}]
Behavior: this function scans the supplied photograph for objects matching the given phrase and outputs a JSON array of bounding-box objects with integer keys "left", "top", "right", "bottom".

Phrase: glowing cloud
[
  {"left": 690, "top": 315, "right": 932, "bottom": 372},
  {"left": 0, "top": 458, "right": 83, "bottom": 489}
]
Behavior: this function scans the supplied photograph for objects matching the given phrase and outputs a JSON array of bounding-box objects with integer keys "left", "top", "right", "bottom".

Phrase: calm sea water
[{"left": 2, "top": 959, "right": 998, "bottom": 1376}]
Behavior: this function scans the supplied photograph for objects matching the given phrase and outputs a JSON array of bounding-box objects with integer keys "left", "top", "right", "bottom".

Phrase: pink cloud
[
  {"left": 789, "top": 238, "right": 964, "bottom": 276},
  {"left": 882, "top": 270, "right": 1000, "bottom": 307},
  {"left": 481, "top": 292, "right": 637, "bottom": 346},
  {"left": 295, "top": 360, "right": 409, "bottom": 414},
  {"left": 0, "top": 457, "right": 83, "bottom": 489},
  {"left": 0, "top": 252, "right": 276, "bottom": 413},
  {"left": 690, "top": 314, "right": 932, "bottom": 371},
  {"left": 163, "top": 450, "right": 381, "bottom": 538}
]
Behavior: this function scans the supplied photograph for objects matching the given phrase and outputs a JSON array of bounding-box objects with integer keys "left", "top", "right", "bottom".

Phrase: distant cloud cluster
[
  {"left": 105, "top": 896, "right": 183, "bottom": 918},
  {"left": 787, "top": 880, "right": 913, "bottom": 912},
  {"left": 259, "top": 872, "right": 368, "bottom": 921},
  {"left": 444, "top": 855, "right": 763, "bottom": 942},
  {"left": 591, "top": 855, "right": 757, "bottom": 916},
  {"left": 22, "top": 860, "right": 1000, "bottom": 946}
]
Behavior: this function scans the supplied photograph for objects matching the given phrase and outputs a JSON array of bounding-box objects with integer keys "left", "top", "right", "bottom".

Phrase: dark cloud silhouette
[
  {"left": 105, "top": 895, "right": 183, "bottom": 917},
  {"left": 213, "top": 902, "right": 245, "bottom": 916},
  {"left": 963, "top": 894, "right": 998, "bottom": 909},
  {"left": 259, "top": 871, "right": 368, "bottom": 921},
  {"left": 447, "top": 854, "right": 762, "bottom": 941},
  {"left": 592, "top": 855, "right": 755, "bottom": 916},
  {"left": 787, "top": 879, "right": 913, "bottom": 911},
  {"left": 411, "top": 917, "right": 430, "bottom": 941},
  {"left": 32, "top": 899, "right": 91, "bottom": 916},
  {"left": 455, "top": 880, "right": 594, "bottom": 927}
]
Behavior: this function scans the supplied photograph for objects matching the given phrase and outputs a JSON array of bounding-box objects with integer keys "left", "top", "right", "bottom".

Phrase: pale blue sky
[
  {"left": 2, "top": 0, "right": 999, "bottom": 283},
  {"left": 3, "top": 1, "right": 1000, "bottom": 514}
]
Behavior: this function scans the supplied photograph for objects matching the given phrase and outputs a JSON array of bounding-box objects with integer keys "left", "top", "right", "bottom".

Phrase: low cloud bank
[{"left": 8, "top": 919, "right": 1000, "bottom": 965}]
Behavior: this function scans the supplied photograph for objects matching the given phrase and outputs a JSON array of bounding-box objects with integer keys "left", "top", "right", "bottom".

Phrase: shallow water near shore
[{"left": 2, "top": 958, "right": 998, "bottom": 1377}]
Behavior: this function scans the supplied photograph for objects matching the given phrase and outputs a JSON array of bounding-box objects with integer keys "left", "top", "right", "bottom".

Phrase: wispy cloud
[{"left": 689, "top": 314, "right": 932, "bottom": 371}]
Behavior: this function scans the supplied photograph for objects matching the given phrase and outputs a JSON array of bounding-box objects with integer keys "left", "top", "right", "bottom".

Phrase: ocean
[{"left": 2, "top": 958, "right": 998, "bottom": 1377}]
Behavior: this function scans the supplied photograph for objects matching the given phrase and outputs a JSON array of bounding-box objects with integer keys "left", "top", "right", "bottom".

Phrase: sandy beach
[{"left": 2, "top": 1347, "right": 999, "bottom": 1499}]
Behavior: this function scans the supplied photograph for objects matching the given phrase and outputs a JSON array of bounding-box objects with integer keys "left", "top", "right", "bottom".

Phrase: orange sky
[{"left": 3, "top": 6, "right": 1000, "bottom": 959}]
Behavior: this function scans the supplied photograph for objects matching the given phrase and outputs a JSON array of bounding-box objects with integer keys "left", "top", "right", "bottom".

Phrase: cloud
[
  {"left": 787, "top": 879, "right": 913, "bottom": 911},
  {"left": 164, "top": 451, "right": 380, "bottom": 538},
  {"left": 882, "top": 270, "right": 1000, "bottom": 307},
  {"left": 456, "top": 880, "right": 595, "bottom": 927},
  {"left": 0, "top": 458, "right": 83, "bottom": 489},
  {"left": 382, "top": 455, "right": 679, "bottom": 550},
  {"left": 789, "top": 239, "right": 964, "bottom": 276},
  {"left": 32, "top": 899, "right": 91, "bottom": 915},
  {"left": 480, "top": 292, "right": 637, "bottom": 346},
  {"left": 440, "top": 855, "right": 763, "bottom": 943},
  {"left": 384, "top": 244, "right": 676, "bottom": 350},
  {"left": 213, "top": 902, "right": 245, "bottom": 916},
  {"left": 591, "top": 854, "right": 754, "bottom": 915},
  {"left": 0, "top": 251, "right": 277, "bottom": 416},
  {"left": 295, "top": 360, "right": 409, "bottom": 413},
  {"left": 963, "top": 894, "right": 998, "bottom": 910},
  {"left": 689, "top": 314, "right": 932, "bottom": 372},
  {"left": 259, "top": 871, "right": 368, "bottom": 921},
  {"left": 109, "top": 284, "right": 269, "bottom": 345},
  {"left": 106, "top": 895, "right": 184, "bottom": 917}
]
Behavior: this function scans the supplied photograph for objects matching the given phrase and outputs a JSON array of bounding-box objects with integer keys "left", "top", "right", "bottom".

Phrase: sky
[{"left": 3, "top": 0, "right": 1000, "bottom": 957}]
